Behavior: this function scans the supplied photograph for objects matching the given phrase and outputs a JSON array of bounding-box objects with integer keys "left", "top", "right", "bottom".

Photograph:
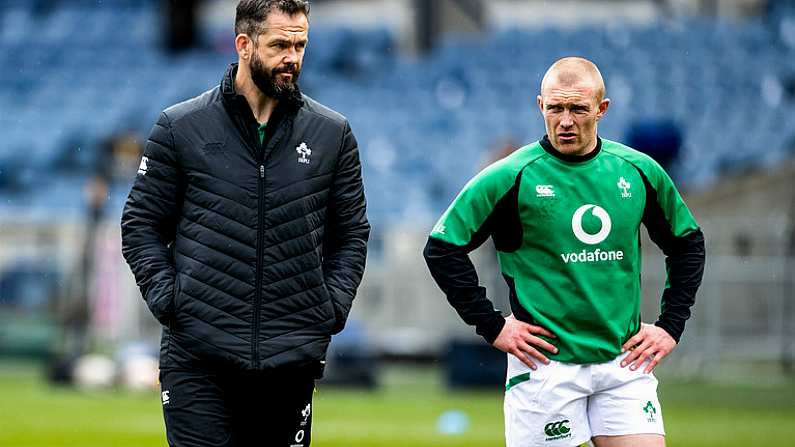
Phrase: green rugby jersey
[{"left": 424, "top": 136, "right": 705, "bottom": 364}]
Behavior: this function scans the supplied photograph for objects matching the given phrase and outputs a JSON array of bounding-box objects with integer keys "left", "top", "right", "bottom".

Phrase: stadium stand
[{"left": 0, "top": 0, "right": 793, "bottom": 231}]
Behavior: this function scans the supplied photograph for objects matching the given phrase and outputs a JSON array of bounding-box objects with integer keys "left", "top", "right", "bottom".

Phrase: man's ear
[
  {"left": 537, "top": 95, "right": 544, "bottom": 114},
  {"left": 596, "top": 98, "right": 610, "bottom": 121},
  {"left": 235, "top": 34, "right": 253, "bottom": 60}
]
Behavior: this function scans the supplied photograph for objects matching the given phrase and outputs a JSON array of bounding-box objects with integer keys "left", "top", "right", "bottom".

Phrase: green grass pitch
[{"left": 1, "top": 362, "right": 793, "bottom": 446}]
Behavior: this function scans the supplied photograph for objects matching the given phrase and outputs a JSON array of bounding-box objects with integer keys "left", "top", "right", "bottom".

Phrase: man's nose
[
  {"left": 284, "top": 47, "right": 299, "bottom": 64},
  {"left": 560, "top": 111, "right": 574, "bottom": 127}
]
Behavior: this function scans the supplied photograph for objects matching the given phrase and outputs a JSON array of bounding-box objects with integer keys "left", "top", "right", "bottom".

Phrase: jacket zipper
[
  {"left": 251, "top": 113, "right": 288, "bottom": 368},
  {"left": 253, "top": 163, "right": 265, "bottom": 367}
]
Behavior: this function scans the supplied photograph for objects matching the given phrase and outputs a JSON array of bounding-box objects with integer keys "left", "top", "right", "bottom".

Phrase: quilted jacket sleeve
[
  {"left": 322, "top": 121, "right": 370, "bottom": 334},
  {"left": 121, "top": 112, "right": 185, "bottom": 325}
]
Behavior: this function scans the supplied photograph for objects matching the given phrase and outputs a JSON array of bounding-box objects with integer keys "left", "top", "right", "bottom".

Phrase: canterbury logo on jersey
[
  {"left": 536, "top": 184, "right": 555, "bottom": 197},
  {"left": 561, "top": 204, "right": 624, "bottom": 264},
  {"left": 544, "top": 419, "right": 571, "bottom": 441}
]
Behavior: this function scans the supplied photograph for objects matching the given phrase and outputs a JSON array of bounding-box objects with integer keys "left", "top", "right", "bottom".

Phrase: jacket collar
[
  {"left": 221, "top": 63, "right": 304, "bottom": 116},
  {"left": 540, "top": 135, "right": 602, "bottom": 163}
]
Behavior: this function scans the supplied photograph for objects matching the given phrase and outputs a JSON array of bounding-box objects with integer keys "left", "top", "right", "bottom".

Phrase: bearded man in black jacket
[{"left": 121, "top": 1, "right": 369, "bottom": 445}]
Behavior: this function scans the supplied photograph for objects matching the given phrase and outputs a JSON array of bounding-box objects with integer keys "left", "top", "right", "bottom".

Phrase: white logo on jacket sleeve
[
  {"left": 137, "top": 156, "right": 149, "bottom": 175},
  {"left": 296, "top": 142, "right": 311, "bottom": 164}
]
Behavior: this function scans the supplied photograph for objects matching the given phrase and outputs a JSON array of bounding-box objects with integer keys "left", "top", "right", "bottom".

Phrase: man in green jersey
[{"left": 424, "top": 57, "right": 705, "bottom": 447}]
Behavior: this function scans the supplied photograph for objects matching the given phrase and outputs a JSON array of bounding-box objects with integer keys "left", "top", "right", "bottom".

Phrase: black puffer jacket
[{"left": 121, "top": 64, "right": 369, "bottom": 372}]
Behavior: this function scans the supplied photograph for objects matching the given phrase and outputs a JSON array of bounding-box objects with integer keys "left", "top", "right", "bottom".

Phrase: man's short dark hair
[{"left": 235, "top": 0, "right": 310, "bottom": 41}]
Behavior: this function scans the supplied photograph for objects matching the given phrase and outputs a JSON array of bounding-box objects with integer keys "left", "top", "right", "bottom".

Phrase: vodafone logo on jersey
[
  {"left": 571, "top": 204, "right": 611, "bottom": 245},
  {"left": 561, "top": 204, "right": 624, "bottom": 264}
]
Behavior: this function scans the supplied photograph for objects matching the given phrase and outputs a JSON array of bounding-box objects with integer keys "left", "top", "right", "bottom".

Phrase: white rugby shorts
[{"left": 504, "top": 352, "right": 665, "bottom": 446}]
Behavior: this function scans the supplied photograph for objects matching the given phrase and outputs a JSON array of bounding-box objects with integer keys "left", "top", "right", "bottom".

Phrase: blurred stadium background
[{"left": 0, "top": 0, "right": 794, "bottom": 445}]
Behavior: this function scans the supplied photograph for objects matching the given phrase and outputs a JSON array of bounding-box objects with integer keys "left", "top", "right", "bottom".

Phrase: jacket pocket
[
  {"left": 321, "top": 283, "right": 338, "bottom": 333},
  {"left": 167, "top": 274, "right": 182, "bottom": 328},
  {"left": 146, "top": 271, "right": 178, "bottom": 326},
  {"left": 322, "top": 282, "right": 347, "bottom": 335}
]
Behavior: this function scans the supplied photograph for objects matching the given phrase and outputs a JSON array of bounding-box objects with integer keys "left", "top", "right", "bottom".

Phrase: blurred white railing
[{"left": 0, "top": 219, "right": 793, "bottom": 377}]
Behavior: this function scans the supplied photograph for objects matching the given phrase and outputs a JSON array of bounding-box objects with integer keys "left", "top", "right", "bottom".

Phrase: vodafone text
[{"left": 561, "top": 248, "right": 624, "bottom": 264}]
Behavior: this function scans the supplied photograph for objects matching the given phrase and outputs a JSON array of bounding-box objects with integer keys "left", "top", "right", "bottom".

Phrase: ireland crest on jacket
[{"left": 296, "top": 142, "right": 311, "bottom": 165}]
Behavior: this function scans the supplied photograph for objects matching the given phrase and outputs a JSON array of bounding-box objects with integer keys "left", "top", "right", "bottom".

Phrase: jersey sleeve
[
  {"left": 423, "top": 156, "right": 524, "bottom": 344},
  {"left": 637, "top": 159, "right": 706, "bottom": 342}
]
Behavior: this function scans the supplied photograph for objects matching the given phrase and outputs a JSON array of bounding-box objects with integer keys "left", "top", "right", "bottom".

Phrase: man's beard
[{"left": 249, "top": 52, "right": 300, "bottom": 100}]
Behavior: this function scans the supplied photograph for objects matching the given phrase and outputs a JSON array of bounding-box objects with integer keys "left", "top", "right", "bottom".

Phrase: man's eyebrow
[
  {"left": 267, "top": 37, "right": 308, "bottom": 45},
  {"left": 260, "top": 27, "right": 307, "bottom": 32},
  {"left": 544, "top": 101, "right": 589, "bottom": 108},
  {"left": 267, "top": 37, "right": 292, "bottom": 43}
]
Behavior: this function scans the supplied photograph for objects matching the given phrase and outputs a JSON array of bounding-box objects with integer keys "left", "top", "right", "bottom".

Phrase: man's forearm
[
  {"left": 654, "top": 229, "right": 706, "bottom": 342},
  {"left": 423, "top": 237, "right": 505, "bottom": 344}
]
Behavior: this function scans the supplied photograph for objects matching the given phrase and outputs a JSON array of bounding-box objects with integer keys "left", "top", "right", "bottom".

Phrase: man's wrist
[
  {"left": 477, "top": 314, "right": 506, "bottom": 345},
  {"left": 653, "top": 319, "right": 681, "bottom": 343}
]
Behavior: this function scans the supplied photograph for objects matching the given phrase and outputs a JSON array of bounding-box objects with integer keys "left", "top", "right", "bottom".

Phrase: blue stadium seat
[{"left": 0, "top": 1, "right": 790, "bottom": 222}]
